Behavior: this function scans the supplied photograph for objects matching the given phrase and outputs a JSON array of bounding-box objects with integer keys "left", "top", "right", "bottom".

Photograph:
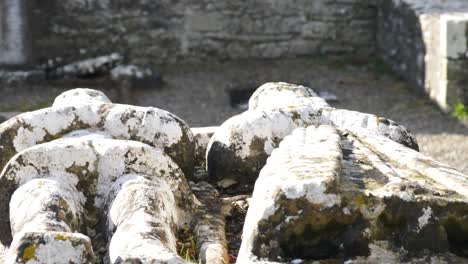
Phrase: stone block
[
  {"left": 446, "top": 18, "right": 468, "bottom": 59},
  {"left": 302, "top": 21, "right": 336, "bottom": 40},
  {"left": 378, "top": 0, "right": 468, "bottom": 110},
  {"left": 187, "top": 13, "right": 224, "bottom": 32},
  {"left": 0, "top": 0, "right": 30, "bottom": 66},
  {"left": 238, "top": 125, "right": 468, "bottom": 263}
]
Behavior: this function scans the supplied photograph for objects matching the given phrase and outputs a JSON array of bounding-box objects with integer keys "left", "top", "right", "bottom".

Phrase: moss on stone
[{"left": 22, "top": 244, "right": 38, "bottom": 262}]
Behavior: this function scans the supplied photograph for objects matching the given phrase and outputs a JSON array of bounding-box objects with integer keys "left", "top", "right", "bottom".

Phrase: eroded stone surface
[
  {"left": 107, "top": 175, "right": 188, "bottom": 263},
  {"left": 191, "top": 181, "right": 229, "bottom": 264},
  {"left": 238, "top": 125, "right": 468, "bottom": 263},
  {"left": 0, "top": 88, "right": 196, "bottom": 177},
  {"left": 191, "top": 126, "right": 217, "bottom": 167},
  {"left": 207, "top": 82, "right": 418, "bottom": 186},
  {"left": 0, "top": 88, "right": 199, "bottom": 263},
  {"left": 1, "top": 86, "right": 467, "bottom": 263},
  {"left": 8, "top": 232, "right": 95, "bottom": 264},
  {"left": 0, "top": 136, "right": 195, "bottom": 263},
  {"left": 53, "top": 88, "right": 112, "bottom": 108}
]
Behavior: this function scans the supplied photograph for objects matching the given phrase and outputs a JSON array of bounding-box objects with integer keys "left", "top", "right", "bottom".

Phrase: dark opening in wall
[{"left": 228, "top": 87, "right": 258, "bottom": 109}]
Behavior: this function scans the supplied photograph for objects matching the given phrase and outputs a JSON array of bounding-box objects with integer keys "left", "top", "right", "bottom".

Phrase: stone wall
[
  {"left": 0, "top": 0, "right": 30, "bottom": 66},
  {"left": 446, "top": 18, "right": 468, "bottom": 106},
  {"left": 377, "top": 0, "right": 468, "bottom": 111},
  {"left": 27, "top": 0, "right": 377, "bottom": 66}
]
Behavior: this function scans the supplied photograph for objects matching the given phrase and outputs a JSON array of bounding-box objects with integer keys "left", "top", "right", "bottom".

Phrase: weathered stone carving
[
  {"left": 2, "top": 137, "right": 194, "bottom": 263},
  {"left": 1, "top": 86, "right": 467, "bottom": 263},
  {"left": 207, "top": 82, "right": 418, "bottom": 187},
  {"left": 0, "top": 88, "right": 195, "bottom": 177},
  {"left": 191, "top": 126, "right": 217, "bottom": 167},
  {"left": 238, "top": 125, "right": 468, "bottom": 263},
  {"left": 0, "top": 89, "right": 198, "bottom": 263}
]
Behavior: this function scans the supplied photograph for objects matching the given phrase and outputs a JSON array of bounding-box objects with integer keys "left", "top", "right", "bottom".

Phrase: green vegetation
[
  {"left": 453, "top": 102, "right": 468, "bottom": 119},
  {"left": 178, "top": 235, "right": 200, "bottom": 263},
  {"left": 365, "top": 57, "right": 392, "bottom": 75},
  {"left": 177, "top": 225, "right": 200, "bottom": 263},
  {"left": 325, "top": 55, "right": 393, "bottom": 76}
]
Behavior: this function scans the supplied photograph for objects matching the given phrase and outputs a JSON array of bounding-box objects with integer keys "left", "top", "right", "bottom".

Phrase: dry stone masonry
[
  {"left": 0, "top": 0, "right": 30, "bottom": 65},
  {"left": 2, "top": 0, "right": 468, "bottom": 110},
  {"left": 378, "top": 0, "right": 468, "bottom": 111},
  {"left": 0, "top": 83, "right": 467, "bottom": 263},
  {"left": 25, "top": 0, "right": 376, "bottom": 65}
]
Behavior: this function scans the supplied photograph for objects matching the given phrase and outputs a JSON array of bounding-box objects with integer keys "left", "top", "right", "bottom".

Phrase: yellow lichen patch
[
  {"left": 55, "top": 234, "right": 69, "bottom": 241},
  {"left": 22, "top": 245, "right": 38, "bottom": 261},
  {"left": 355, "top": 194, "right": 365, "bottom": 209},
  {"left": 287, "top": 105, "right": 296, "bottom": 109}
]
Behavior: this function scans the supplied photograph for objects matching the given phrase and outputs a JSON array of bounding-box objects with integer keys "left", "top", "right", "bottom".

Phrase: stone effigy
[
  {"left": 238, "top": 125, "right": 468, "bottom": 263},
  {"left": 3, "top": 138, "right": 195, "bottom": 263},
  {"left": 0, "top": 84, "right": 467, "bottom": 263},
  {"left": 206, "top": 82, "right": 418, "bottom": 187},
  {"left": 0, "top": 89, "right": 199, "bottom": 263}
]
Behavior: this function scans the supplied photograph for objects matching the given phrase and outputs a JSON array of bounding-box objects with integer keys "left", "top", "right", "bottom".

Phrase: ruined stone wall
[
  {"left": 377, "top": 0, "right": 468, "bottom": 110},
  {"left": 29, "top": 0, "right": 377, "bottom": 66},
  {"left": 0, "top": 0, "right": 30, "bottom": 66}
]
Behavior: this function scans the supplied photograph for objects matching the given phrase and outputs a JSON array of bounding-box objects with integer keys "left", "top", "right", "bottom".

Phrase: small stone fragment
[
  {"left": 46, "top": 53, "right": 123, "bottom": 79},
  {"left": 217, "top": 179, "right": 238, "bottom": 189}
]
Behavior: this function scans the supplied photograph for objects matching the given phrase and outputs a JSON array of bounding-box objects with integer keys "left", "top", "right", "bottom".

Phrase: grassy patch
[
  {"left": 177, "top": 225, "right": 200, "bottom": 263},
  {"left": 453, "top": 102, "right": 468, "bottom": 119},
  {"left": 365, "top": 57, "right": 393, "bottom": 75},
  {"left": 325, "top": 56, "right": 393, "bottom": 76}
]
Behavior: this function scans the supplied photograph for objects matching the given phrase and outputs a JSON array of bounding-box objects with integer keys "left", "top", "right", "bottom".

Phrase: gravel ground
[{"left": 0, "top": 57, "right": 467, "bottom": 176}]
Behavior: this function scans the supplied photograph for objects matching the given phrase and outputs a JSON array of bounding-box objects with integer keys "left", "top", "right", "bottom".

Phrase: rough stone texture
[
  {"left": 238, "top": 125, "right": 468, "bottom": 263},
  {"left": 46, "top": 53, "right": 123, "bottom": 79},
  {"left": 0, "top": 136, "right": 195, "bottom": 263},
  {"left": 6, "top": 177, "right": 95, "bottom": 263},
  {"left": 0, "top": 0, "right": 30, "bottom": 66},
  {"left": 191, "top": 181, "right": 229, "bottom": 264},
  {"left": 53, "top": 88, "right": 112, "bottom": 107},
  {"left": 107, "top": 175, "right": 188, "bottom": 263},
  {"left": 0, "top": 88, "right": 202, "bottom": 263},
  {"left": 191, "top": 126, "right": 217, "bottom": 166},
  {"left": 378, "top": 0, "right": 468, "bottom": 111},
  {"left": 207, "top": 82, "right": 418, "bottom": 187},
  {"left": 0, "top": 88, "right": 196, "bottom": 177},
  {"left": 8, "top": 232, "right": 95, "bottom": 264},
  {"left": 26, "top": 0, "right": 376, "bottom": 65}
]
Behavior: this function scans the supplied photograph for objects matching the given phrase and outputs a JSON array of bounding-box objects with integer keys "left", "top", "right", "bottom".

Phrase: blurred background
[{"left": 0, "top": 0, "right": 467, "bottom": 173}]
